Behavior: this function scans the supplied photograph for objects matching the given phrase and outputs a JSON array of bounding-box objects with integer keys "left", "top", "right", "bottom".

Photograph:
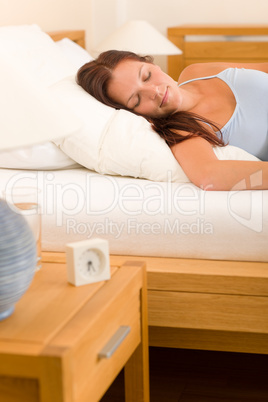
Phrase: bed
[{"left": 1, "top": 25, "right": 268, "bottom": 356}]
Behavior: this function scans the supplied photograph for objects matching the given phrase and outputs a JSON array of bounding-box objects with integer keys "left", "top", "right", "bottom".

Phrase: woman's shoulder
[
  {"left": 178, "top": 61, "right": 268, "bottom": 84},
  {"left": 177, "top": 62, "right": 234, "bottom": 84}
]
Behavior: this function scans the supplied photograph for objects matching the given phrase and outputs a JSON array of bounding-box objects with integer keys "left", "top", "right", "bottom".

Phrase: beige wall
[
  {"left": 1, "top": 0, "right": 268, "bottom": 63},
  {"left": 127, "top": 0, "right": 268, "bottom": 36},
  {"left": 0, "top": 0, "right": 92, "bottom": 30},
  {"left": 0, "top": 0, "right": 94, "bottom": 52},
  {"left": 0, "top": 0, "right": 120, "bottom": 53}
]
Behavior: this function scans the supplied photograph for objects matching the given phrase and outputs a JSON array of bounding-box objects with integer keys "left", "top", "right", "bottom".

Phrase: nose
[{"left": 142, "top": 84, "right": 159, "bottom": 100}]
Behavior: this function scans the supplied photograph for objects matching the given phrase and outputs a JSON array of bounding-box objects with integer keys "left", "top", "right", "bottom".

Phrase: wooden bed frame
[
  {"left": 167, "top": 24, "right": 268, "bottom": 80},
  {"left": 47, "top": 28, "right": 268, "bottom": 356}
]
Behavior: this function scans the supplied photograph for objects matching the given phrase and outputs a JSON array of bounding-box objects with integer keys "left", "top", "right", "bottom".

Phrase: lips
[{"left": 160, "top": 88, "right": 168, "bottom": 107}]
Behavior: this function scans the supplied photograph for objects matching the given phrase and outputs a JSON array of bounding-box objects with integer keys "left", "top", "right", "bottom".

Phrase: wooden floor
[{"left": 101, "top": 347, "right": 268, "bottom": 401}]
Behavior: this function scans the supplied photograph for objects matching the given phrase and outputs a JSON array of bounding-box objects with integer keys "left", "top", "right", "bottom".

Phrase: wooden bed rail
[
  {"left": 48, "top": 30, "right": 86, "bottom": 49},
  {"left": 167, "top": 24, "right": 268, "bottom": 80}
]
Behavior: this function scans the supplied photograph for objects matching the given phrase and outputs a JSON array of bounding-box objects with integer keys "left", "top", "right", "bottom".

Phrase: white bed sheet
[{"left": 1, "top": 168, "right": 267, "bottom": 262}]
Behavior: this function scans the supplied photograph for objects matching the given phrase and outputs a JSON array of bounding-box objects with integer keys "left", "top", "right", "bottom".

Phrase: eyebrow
[{"left": 126, "top": 64, "right": 144, "bottom": 108}]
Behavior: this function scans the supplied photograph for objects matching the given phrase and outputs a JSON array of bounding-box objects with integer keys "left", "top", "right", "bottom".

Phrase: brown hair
[{"left": 77, "top": 50, "right": 224, "bottom": 148}]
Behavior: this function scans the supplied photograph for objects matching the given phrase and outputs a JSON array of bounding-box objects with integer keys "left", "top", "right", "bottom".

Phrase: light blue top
[{"left": 179, "top": 68, "right": 268, "bottom": 161}]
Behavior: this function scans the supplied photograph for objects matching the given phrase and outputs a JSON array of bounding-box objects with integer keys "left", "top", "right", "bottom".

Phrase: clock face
[
  {"left": 66, "top": 238, "right": 110, "bottom": 286},
  {"left": 78, "top": 248, "right": 103, "bottom": 278}
]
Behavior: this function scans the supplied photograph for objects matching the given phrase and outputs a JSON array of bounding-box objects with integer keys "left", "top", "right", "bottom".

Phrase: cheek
[{"left": 138, "top": 102, "right": 157, "bottom": 117}]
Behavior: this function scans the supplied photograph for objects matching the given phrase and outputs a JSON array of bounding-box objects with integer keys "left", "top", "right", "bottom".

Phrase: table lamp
[
  {"left": 0, "top": 57, "right": 81, "bottom": 320},
  {"left": 95, "top": 20, "right": 182, "bottom": 56}
]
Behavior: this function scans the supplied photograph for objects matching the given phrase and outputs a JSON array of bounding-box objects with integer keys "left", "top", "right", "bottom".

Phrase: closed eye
[
  {"left": 134, "top": 95, "right": 140, "bottom": 108},
  {"left": 145, "top": 72, "right": 151, "bottom": 81},
  {"left": 134, "top": 72, "right": 151, "bottom": 108}
]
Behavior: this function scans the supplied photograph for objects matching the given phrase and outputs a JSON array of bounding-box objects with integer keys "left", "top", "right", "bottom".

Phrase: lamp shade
[{"left": 95, "top": 20, "right": 182, "bottom": 56}]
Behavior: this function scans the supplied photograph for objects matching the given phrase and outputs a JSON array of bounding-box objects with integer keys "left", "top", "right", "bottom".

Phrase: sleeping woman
[{"left": 76, "top": 50, "right": 268, "bottom": 191}]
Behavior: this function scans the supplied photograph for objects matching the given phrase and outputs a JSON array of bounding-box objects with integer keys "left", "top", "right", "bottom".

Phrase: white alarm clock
[{"left": 66, "top": 238, "right": 110, "bottom": 286}]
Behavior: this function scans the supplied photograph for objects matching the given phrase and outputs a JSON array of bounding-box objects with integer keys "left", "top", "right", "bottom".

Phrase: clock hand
[{"left": 88, "top": 261, "right": 96, "bottom": 273}]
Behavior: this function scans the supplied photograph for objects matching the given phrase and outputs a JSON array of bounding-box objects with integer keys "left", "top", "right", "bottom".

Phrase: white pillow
[
  {"left": 55, "top": 38, "right": 93, "bottom": 70},
  {"left": 0, "top": 25, "right": 91, "bottom": 170},
  {"left": 0, "top": 142, "right": 80, "bottom": 170},
  {"left": 51, "top": 76, "right": 259, "bottom": 183},
  {"left": 0, "top": 50, "right": 82, "bottom": 168},
  {"left": 50, "top": 76, "right": 117, "bottom": 171},
  {"left": 0, "top": 24, "right": 77, "bottom": 86},
  {"left": 212, "top": 146, "right": 259, "bottom": 161}
]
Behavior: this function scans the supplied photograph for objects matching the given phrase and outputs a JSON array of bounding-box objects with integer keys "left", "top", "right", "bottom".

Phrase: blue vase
[{"left": 0, "top": 199, "right": 36, "bottom": 321}]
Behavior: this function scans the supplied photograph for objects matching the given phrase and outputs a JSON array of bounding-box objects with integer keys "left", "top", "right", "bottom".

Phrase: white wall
[
  {"left": 0, "top": 0, "right": 123, "bottom": 54},
  {"left": 90, "top": 0, "right": 123, "bottom": 49},
  {"left": 126, "top": 0, "right": 268, "bottom": 35},
  {"left": 0, "top": 0, "right": 93, "bottom": 52},
  {"left": 1, "top": 0, "right": 268, "bottom": 67}
]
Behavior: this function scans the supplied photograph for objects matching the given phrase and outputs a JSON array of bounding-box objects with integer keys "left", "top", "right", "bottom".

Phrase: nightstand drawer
[{"left": 48, "top": 265, "right": 143, "bottom": 402}]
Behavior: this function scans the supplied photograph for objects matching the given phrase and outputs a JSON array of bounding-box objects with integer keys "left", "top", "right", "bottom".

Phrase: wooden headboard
[
  {"left": 167, "top": 24, "right": 268, "bottom": 80},
  {"left": 48, "top": 30, "right": 86, "bottom": 49}
]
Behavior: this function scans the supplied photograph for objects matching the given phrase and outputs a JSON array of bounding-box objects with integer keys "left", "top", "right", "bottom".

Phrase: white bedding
[{"left": 1, "top": 168, "right": 267, "bottom": 262}]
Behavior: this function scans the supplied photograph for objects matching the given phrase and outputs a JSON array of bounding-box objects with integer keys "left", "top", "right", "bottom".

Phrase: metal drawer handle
[{"left": 98, "top": 325, "right": 131, "bottom": 359}]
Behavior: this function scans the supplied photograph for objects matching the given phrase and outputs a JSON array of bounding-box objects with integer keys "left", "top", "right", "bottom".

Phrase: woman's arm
[{"left": 171, "top": 137, "right": 268, "bottom": 191}]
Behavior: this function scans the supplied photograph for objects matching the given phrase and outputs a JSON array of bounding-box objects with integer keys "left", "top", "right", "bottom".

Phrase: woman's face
[{"left": 107, "top": 59, "right": 182, "bottom": 118}]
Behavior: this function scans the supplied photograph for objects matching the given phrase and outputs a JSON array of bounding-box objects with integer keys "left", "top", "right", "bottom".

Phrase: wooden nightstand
[{"left": 0, "top": 260, "right": 149, "bottom": 401}]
